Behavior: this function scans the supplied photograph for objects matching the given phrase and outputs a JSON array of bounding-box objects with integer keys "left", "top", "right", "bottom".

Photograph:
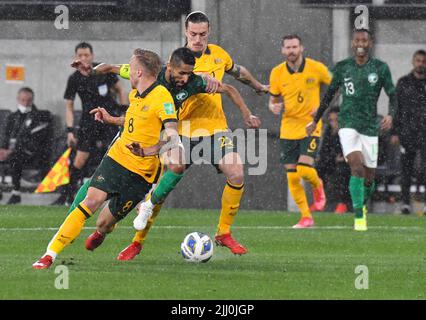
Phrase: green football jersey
[
  {"left": 119, "top": 64, "right": 207, "bottom": 112},
  {"left": 329, "top": 57, "right": 396, "bottom": 136}
]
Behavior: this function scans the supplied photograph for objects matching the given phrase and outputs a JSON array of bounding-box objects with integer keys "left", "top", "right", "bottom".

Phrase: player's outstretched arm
[
  {"left": 70, "top": 60, "right": 92, "bottom": 76},
  {"left": 219, "top": 83, "right": 261, "bottom": 128},
  {"left": 93, "top": 63, "right": 122, "bottom": 75},
  {"left": 70, "top": 60, "right": 123, "bottom": 76},
  {"left": 159, "top": 122, "right": 185, "bottom": 167},
  {"left": 226, "top": 64, "right": 269, "bottom": 95},
  {"left": 306, "top": 85, "right": 339, "bottom": 136},
  {"left": 198, "top": 73, "right": 222, "bottom": 94},
  {"left": 89, "top": 107, "right": 125, "bottom": 126},
  {"left": 125, "top": 123, "right": 184, "bottom": 160}
]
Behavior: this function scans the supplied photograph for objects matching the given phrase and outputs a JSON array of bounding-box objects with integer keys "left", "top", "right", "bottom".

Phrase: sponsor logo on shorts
[{"left": 96, "top": 175, "right": 105, "bottom": 182}]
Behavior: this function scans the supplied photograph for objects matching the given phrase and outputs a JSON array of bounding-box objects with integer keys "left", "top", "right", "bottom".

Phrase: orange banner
[{"left": 5, "top": 65, "right": 25, "bottom": 82}]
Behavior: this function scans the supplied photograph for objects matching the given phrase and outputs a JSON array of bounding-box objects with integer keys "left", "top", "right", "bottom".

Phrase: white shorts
[{"left": 338, "top": 128, "right": 378, "bottom": 168}]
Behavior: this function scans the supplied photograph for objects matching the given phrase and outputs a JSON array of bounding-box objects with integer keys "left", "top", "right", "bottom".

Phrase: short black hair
[
  {"left": 185, "top": 11, "right": 209, "bottom": 28},
  {"left": 170, "top": 47, "right": 196, "bottom": 67},
  {"left": 75, "top": 42, "right": 93, "bottom": 54},
  {"left": 282, "top": 34, "right": 302, "bottom": 46},
  {"left": 353, "top": 28, "right": 373, "bottom": 40},
  {"left": 413, "top": 49, "right": 426, "bottom": 58},
  {"left": 18, "top": 87, "right": 34, "bottom": 97}
]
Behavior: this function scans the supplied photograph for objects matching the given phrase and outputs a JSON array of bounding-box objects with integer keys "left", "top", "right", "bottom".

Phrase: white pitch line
[{"left": 0, "top": 225, "right": 423, "bottom": 231}]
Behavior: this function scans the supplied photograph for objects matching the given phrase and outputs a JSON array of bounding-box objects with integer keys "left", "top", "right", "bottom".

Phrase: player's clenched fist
[
  {"left": 70, "top": 59, "right": 92, "bottom": 76},
  {"left": 268, "top": 102, "right": 283, "bottom": 115},
  {"left": 244, "top": 114, "right": 261, "bottom": 129}
]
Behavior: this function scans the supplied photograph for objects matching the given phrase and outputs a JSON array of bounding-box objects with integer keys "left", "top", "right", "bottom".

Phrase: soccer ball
[{"left": 180, "top": 232, "right": 214, "bottom": 263}]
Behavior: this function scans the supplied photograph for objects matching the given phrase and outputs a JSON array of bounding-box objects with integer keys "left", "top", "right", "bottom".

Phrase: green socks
[
  {"left": 350, "top": 176, "right": 365, "bottom": 218},
  {"left": 151, "top": 170, "right": 184, "bottom": 205},
  {"left": 364, "top": 181, "right": 376, "bottom": 205}
]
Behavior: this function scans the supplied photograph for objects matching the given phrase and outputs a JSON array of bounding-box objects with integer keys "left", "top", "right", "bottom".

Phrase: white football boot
[{"left": 133, "top": 200, "right": 154, "bottom": 230}]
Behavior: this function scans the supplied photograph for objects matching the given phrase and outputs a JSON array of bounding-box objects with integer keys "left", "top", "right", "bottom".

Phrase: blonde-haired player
[{"left": 32, "top": 49, "right": 182, "bottom": 269}]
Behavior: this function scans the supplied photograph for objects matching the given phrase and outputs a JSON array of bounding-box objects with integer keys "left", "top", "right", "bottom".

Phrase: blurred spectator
[
  {"left": 391, "top": 49, "right": 426, "bottom": 214},
  {"left": 316, "top": 107, "right": 351, "bottom": 214},
  {"left": 52, "top": 42, "right": 126, "bottom": 205},
  {"left": 376, "top": 116, "right": 401, "bottom": 204},
  {"left": 0, "top": 87, "right": 53, "bottom": 204}
]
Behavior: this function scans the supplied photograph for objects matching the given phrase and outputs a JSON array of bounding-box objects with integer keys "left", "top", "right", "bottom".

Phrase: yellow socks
[
  {"left": 296, "top": 163, "right": 321, "bottom": 189},
  {"left": 47, "top": 203, "right": 93, "bottom": 257},
  {"left": 287, "top": 170, "right": 311, "bottom": 218},
  {"left": 132, "top": 204, "right": 162, "bottom": 244},
  {"left": 217, "top": 181, "right": 244, "bottom": 235}
]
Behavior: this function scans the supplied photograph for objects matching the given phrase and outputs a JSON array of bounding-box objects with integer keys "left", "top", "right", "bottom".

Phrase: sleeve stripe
[
  {"left": 269, "top": 92, "right": 281, "bottom": 97},
  {"left": 225, "top": 61, "right": 235, "bottom": 73}
]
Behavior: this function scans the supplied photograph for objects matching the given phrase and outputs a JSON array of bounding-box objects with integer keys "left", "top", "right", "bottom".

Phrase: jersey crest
[
  {"left": 176, "top": 90, "right": 189, "bottom": 101},
  {"left": 368, "top": 72, "right": 378, "bottom": 85}
]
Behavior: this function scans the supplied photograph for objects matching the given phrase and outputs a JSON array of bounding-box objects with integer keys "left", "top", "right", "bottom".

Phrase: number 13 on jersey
[{"left": 344, "top": 81, "right": 355, "bottom": 95}]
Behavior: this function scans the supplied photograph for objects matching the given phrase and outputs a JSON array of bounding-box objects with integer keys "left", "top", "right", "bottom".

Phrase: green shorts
[
  {"left": 89, "top": 156, "right": 154, "bottom": 221},
  {"left": 280, "top": 136, "right": 320, "bottom": 165},
  {"left": 182, "top": 132, "right": 237, "bottom": 173}
]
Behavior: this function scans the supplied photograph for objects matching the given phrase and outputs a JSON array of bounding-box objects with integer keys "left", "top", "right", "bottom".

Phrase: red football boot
[
  {"left": 310, "top": 179, "right": 327, "bottom": 212},
  {"left": 32, "top": 255, "right": 54, "bottom": 269},
  {"left": 116, "top": 242, "right": 142, "bottom": 261},
  {"left": 85, "top": 230, "right": 105, "bottom": 251},
  {"left": 292, "top": 217, "right": 315, "bottom": 229},
  {"left": 334, "top": 203, "right": 348, "bottom": 215},
  {"left": 215, "top": 233, "right": 247, "bottom": 255}
]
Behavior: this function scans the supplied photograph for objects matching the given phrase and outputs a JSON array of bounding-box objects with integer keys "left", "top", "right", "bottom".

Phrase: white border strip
[{"left": 0, "top": 225, "right": 423, "bottom": 231}]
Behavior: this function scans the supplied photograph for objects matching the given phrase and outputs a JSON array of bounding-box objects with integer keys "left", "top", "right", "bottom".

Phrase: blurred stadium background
[{"left": 0, "top": 0, "right": 425, "bottom": 212}]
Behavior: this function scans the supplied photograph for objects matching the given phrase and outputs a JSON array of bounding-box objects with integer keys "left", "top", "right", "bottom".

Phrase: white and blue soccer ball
[{"left": 181, "top": 231, "right": 213, "bottom": 263}]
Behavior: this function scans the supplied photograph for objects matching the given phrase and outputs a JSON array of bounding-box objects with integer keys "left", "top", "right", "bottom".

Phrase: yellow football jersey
[
  {"left": 269, "top": 58, "right": 332, "bottom": 139},
  {"left": 108, "top": 83, "right": 177, "bottom": 183},
  {"left": 178, "top": 44, "right": 234, "bottom": 137}
]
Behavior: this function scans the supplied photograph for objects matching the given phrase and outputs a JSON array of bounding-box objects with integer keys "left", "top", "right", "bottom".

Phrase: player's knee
[
  {"left": 96, "top": 218, "right": 106, "bottom": 231},
  {"left": 364, "top": 171, "right": 375, "bottom": 185},
  {"left": 346, "top": 155, "right": 363, "bottom": 175},
  {"left": 349, "top": 162, "right": 364, "bottom": 177},
  {"left": 226, "top": 166, "right": 244, "bottom": 186},
  {"left": 83, "top": 197, "right": 102, "bottom": 212},
  {"left": 168, "top": 163, "right": 185, "bottom": 174}
]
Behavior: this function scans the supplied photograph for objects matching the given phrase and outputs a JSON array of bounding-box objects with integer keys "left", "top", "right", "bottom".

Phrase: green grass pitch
[{"left": 0, "top": 205, "right": 425, "bottom": 299}]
